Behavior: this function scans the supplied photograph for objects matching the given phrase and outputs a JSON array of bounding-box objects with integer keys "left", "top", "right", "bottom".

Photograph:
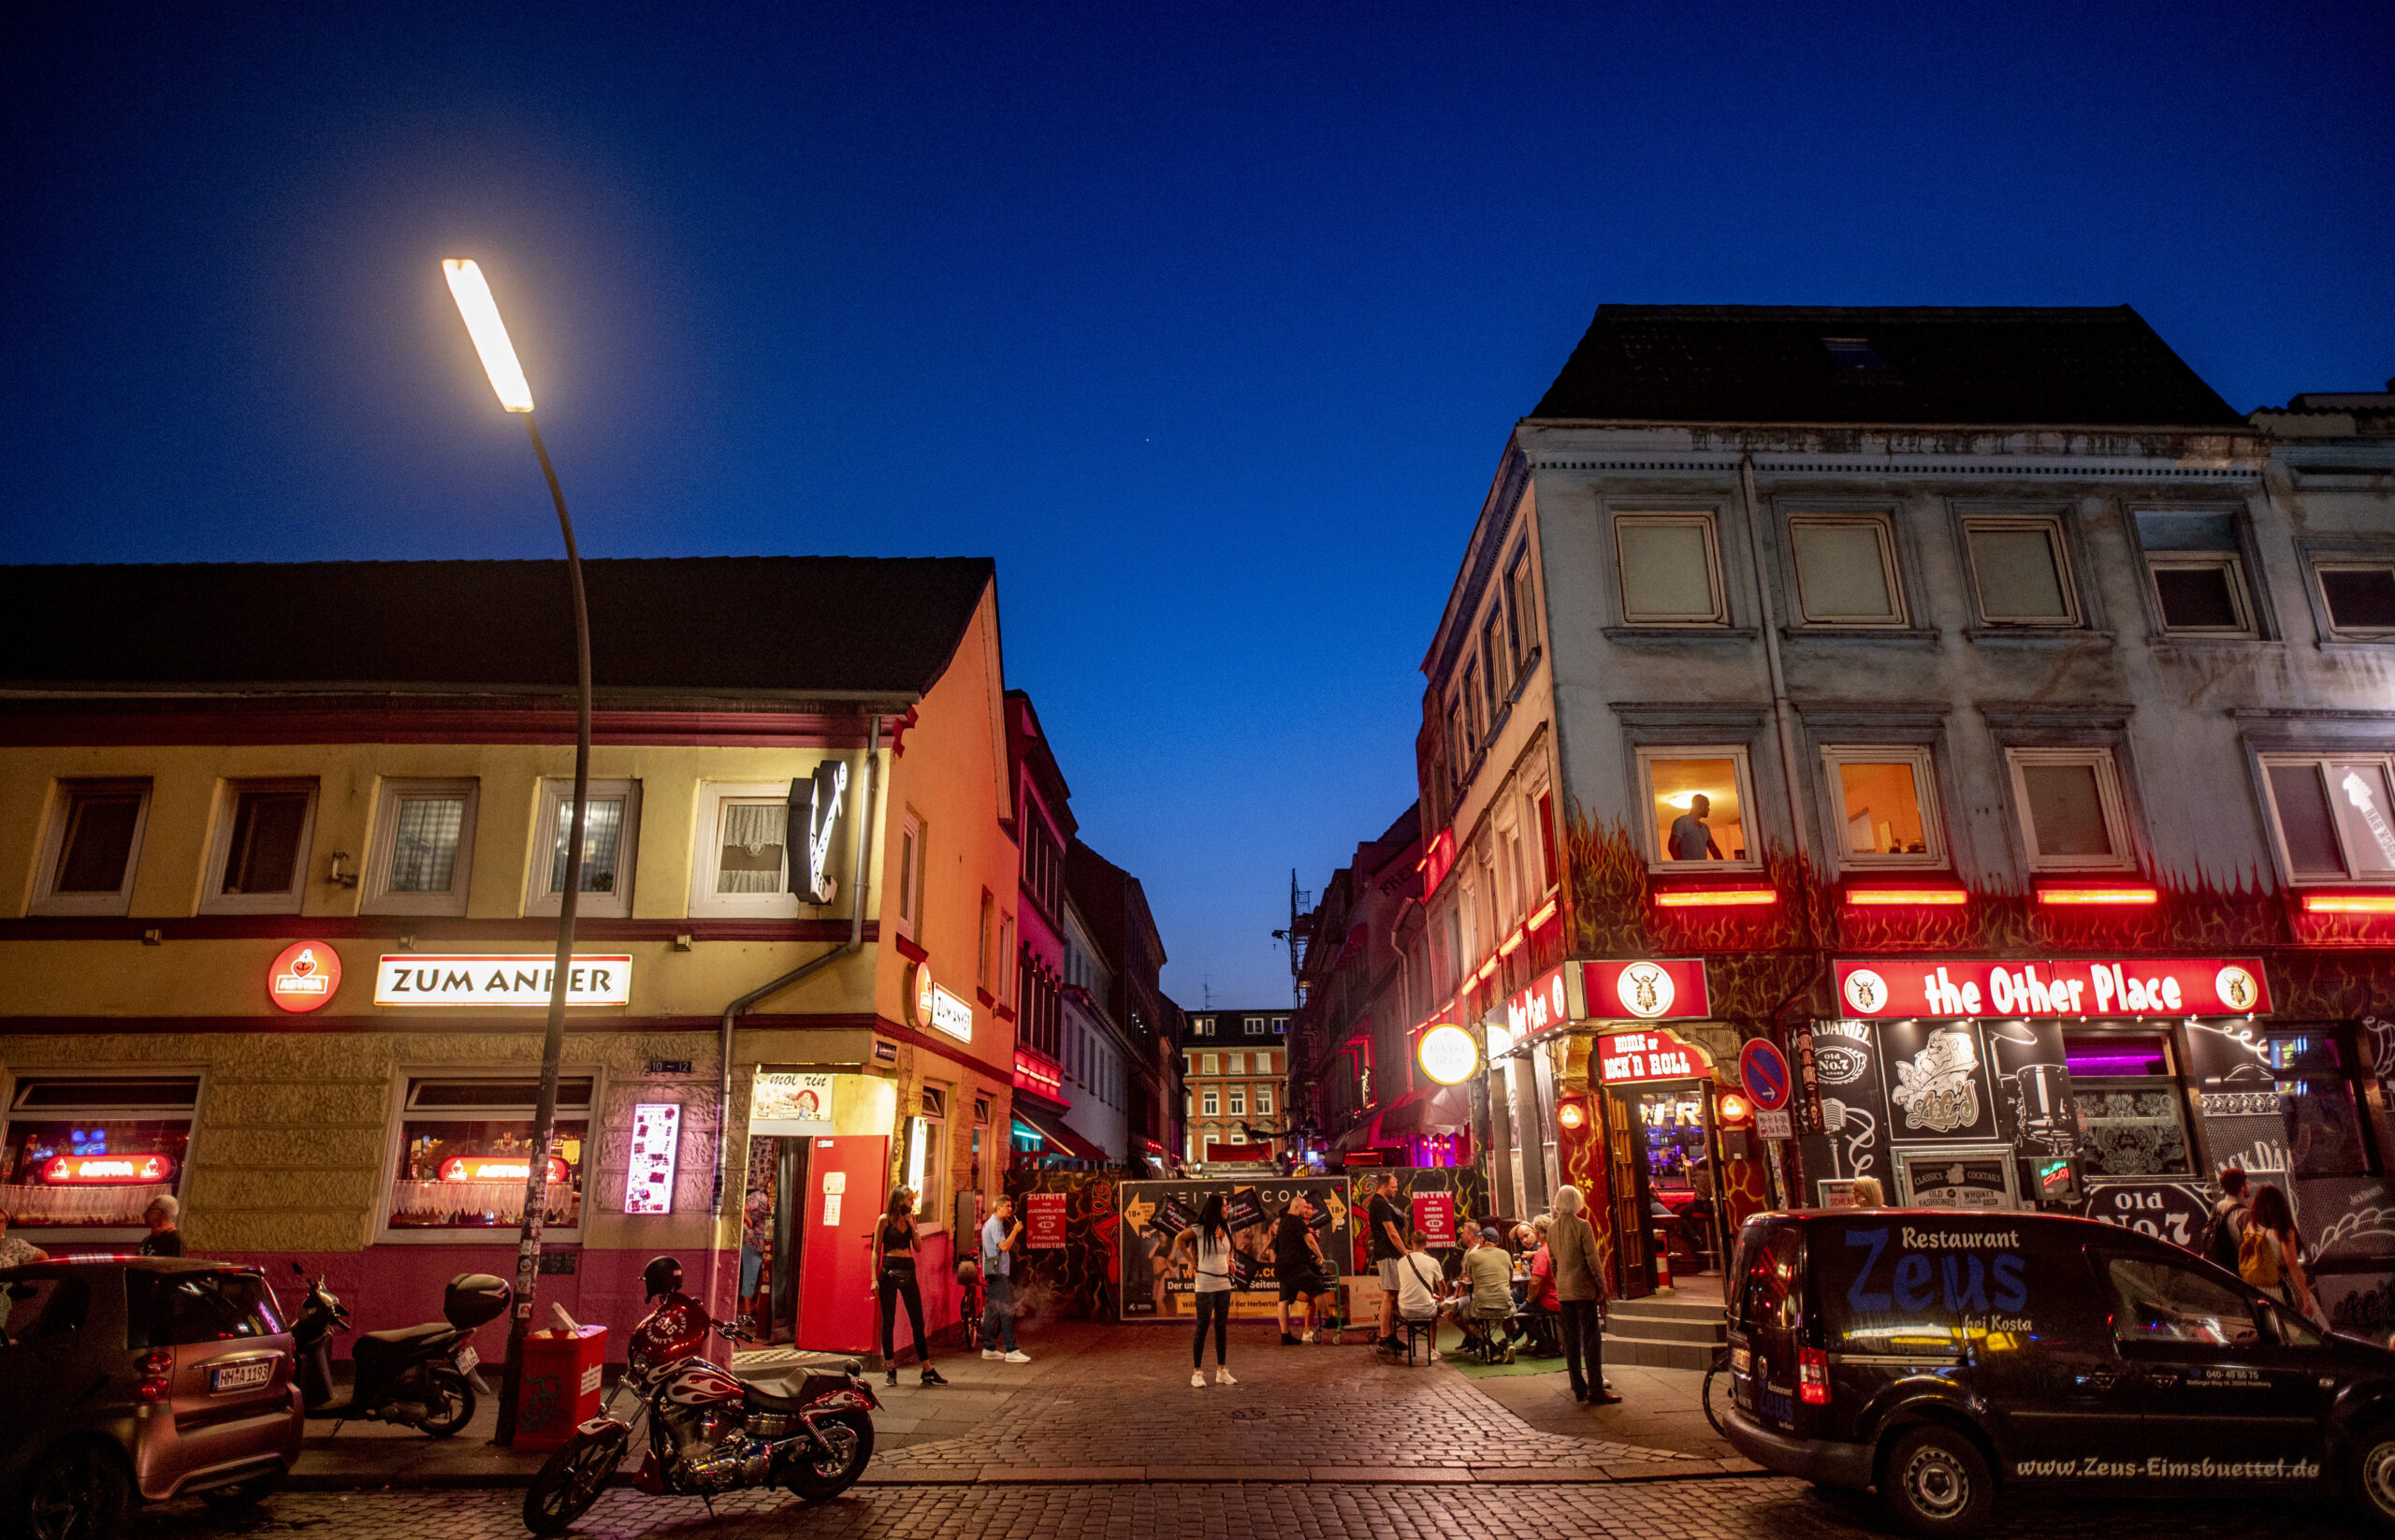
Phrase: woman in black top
[{"left": 876, "top": 1190, "right": 947, "bottom": 1387}]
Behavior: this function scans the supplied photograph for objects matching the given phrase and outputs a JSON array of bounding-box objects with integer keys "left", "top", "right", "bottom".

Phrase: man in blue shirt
[{"left": 980, "top": 1194, "right": 1027, "bottom": 1361}]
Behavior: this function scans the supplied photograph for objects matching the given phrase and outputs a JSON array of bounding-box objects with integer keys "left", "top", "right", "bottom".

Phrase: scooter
[
  {"left": 521, "top": 1256, "right": 879, "bottom": 1535},
  {"left": 289, "top": 1263, "right": 509, "bottom": 1439}
]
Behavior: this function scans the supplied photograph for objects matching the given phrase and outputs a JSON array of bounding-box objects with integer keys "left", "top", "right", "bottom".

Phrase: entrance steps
[{"left": 1604, "top": 1284, "right": 1727, "bottom": 1372}]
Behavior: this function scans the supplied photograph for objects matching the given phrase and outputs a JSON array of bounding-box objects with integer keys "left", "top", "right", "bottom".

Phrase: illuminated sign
[
  {"left": 1013, "top": 1049, "right": 1064, "bottom": 1097},
  {"left": 751, "top": 1070, "right": 835, "bottom": 1136},
  {"left": 1421, "top": 829, "right": 1457, "bottom": 898},
  {"left": 1581, "top": 958, "right": 1711, "bottom": 1021},
  {"left": 1416, "top": 1024, "right": 1479, "bottom": 1085},
  {"left": 790, "top": 760, "right": 849, "bottom": 904},
  {"left": 1834, "top": 957, "right": 2270, "bottom": 1019},
  {"left": 268, "top": 941, "right": 341, "bottom": 1014},
  {"left": 624, "top": 1103, "right": 681, "bottom": 1215},
  {"left": 438, "top": 1155, "right": 572, "bottom": 1184},
  {"left": 1504, "top": 967, "right": 1570, "bottom": 1040},
  {"left": 40, "top": 1153, "right": 175, "bottom": 1185},
  {"left": 1594, "top": 1027, "right": 1714, "bottom": 1084},
  {"left": 373, "top": 955, "right": 632, "bottom": 1008},
  {"left": 909, "top": 965, "right": 971, "bottom": 1040}
]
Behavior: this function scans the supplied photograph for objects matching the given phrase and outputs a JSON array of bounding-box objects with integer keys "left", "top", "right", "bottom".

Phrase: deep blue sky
[{"left": 6, "top": 4, "right": 2391, "bottom": 1007}]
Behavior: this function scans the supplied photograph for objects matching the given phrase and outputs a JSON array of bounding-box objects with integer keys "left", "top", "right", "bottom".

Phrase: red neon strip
[
  {"left": 1497, "top": 924, "right": 1527, "bottom": 957},
  {"left": 1527, "top": 895, "right": 1559, "bottom": 930},
  {"left": 2035, "top": 886, "right": 2159, "bottom": 907},
  {"left": 1474, "top": 955, "right": 1501, "bottom": 981},
  {"left": 1655, "top": 888, "right": 1778, "bottom": 908},
  {"left": 2302, "top": 893, "right": 2395, "bottom": 913},
  {"left": 1844, "top": 888, "right": 1969, "bottom": 907}
]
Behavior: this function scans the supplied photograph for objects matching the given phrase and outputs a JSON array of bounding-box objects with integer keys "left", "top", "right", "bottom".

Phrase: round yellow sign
[{"left": 1417, "top": 1023, "right": 1479, "bottom": 1085}]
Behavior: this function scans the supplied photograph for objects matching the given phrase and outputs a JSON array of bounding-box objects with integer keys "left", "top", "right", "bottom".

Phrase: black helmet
[{"left": 642, "top": 1256, "right": 683, "bottom": 1300}]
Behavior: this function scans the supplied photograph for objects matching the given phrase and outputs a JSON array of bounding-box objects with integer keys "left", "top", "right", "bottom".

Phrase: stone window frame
[{"left": 374, "top": 1068, "right": 601, "bottom": 1245}]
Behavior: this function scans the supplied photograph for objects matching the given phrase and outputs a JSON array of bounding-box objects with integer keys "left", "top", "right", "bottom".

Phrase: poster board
[{"left": 1117, "top": 1177, "right": 1351, "bottom": 1322}]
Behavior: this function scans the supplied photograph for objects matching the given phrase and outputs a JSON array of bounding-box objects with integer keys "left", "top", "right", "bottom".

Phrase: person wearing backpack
[
  {"left": 2240, "top": 1182, "right": 2320, "bottom": 1323},
  {"left": 2202, "top": 1165, "right": 2250, "bottom": 1271}
]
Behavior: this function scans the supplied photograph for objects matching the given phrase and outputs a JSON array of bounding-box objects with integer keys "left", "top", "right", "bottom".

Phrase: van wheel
[
  {"left": 2349, "top": 1422, "right": 2395, "bottom": 1529},
  {"left": 1881, "top": 1426, "right": 1993, "bottom": 1539}
]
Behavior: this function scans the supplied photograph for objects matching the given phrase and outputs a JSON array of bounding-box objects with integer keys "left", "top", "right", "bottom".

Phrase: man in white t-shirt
[{"left": 1392, "top": 1230, "right": 1444, "bottom": 1326}]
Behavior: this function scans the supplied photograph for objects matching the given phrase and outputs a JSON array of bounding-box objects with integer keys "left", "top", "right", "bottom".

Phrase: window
[
  {"left": 1461, "top": 661, "right": 1485, "bottom": 748},
  {"left": 363, "top": 778, "right": 478, "bottom": 917},
  {"left": 1195, "top": 1017, "right": 1215, "bottom": 1038},
  {"left": 1482, "top": 612, "right": 1510, "bottom": 708},
  {"left": 1256, "top": 1052, "right": 1273, "bottom": 1074},
  {"left": 2270, "top": 1033, "right": 2377, "bottom": 1178},
  {"left": 1822, "top": 747, "right": 1945, "bottom": 868},
  {"left": 1228, "top": 1090, "right": 1246, "bottom": 1117},
  {"left": 2065, "top": 1036, "right": 2190, "bottom": 1177},
  {"left": 135, "top": 1271, "right": 283, "bottom": 1345},
  {"left": 1788, "top": 515, "right": 1906, "bottom": 626},
  {"left": 1636, "top": 747, "right": 1758, "bottom": 869},
  {"left": 901, "top": 1088, "right": 950, "bottom": 1226},
  {"left": 1201, "top": 1054, "right": 1219, "bottom": 1075},
  {"left": 201, "top": 779, "right": 317, "bottom": 914},
  {"left": 1507, "top": 550, "right": 1539, "bottom": 668},
  {"left": 1243, "top": 1016, "right": 1264, "bottom": 1037},
  {"left": 2, "top": 1076, "right": 197, "bottom": 1235},
  {"left": 1228, "top": 1126, "right": 1247, "bottom": 1145},
  {"left": 1202, "top": 1090, "right": 1219, "bottom": 1116},
  {"left": 33, "top": 779, "right": 151, "bottom": 917},
  {"left": 1255, "top": 1086, "right": 1273, "bottom": 1115},
  {"left": 977, "top": 891, "right": 995, "bottom": 990},
  {"left": 2005, "top": 748, "right": 2134, "bottom": 872},
  {"left": 996, "top": 915, "right": 1015, "bottom": 1003},
  {"left": 527, "top": 779, "right": 639, "bottom": 919},
  {"left": 385, "top": 1076, "right": 590, "bottom": 1237},
  {"left": 2261, "top": 755, "right": 2395, "bottom": 882},
  {"left": 1272, "top": 1015, "right": 1288, "bottom": 1034},
  {"left": 1228, "top": 1053, "right": 1246, "bottom": 1074},
  {"left": 2135, "top": 512, "right": 2255, "bottom": 636},
  {"left": 1963, "top": 515, "right": 2080, "bottom": 626},
  {"left": 2105, "top": 1255, "right": 2257, "bottom": 1347},
  {"left": 895, "top": 809, "right": 927, "bottom": 937},
  {"left": 1615, "top": 513, "right": 1727, "bottom": 625},
  {"left": 2315, "top": 560, "right": 2395, "bottom": 639}
]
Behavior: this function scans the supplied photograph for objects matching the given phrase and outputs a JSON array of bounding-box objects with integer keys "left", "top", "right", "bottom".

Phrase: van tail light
[
  {"left": 1798, "top": 1346, "right": 1831, "bottom": 1406},
  {"left": 137, "top": 1350, "right": 174, "bottom": 1402}
]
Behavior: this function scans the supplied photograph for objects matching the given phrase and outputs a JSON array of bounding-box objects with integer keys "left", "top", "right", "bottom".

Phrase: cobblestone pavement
[
  {"left": 131, "top": 1475, "right": 2362, "bottom": 1540},
  {"left": 862, "top": 1321, "right": 1694, "bottom": 1472}
]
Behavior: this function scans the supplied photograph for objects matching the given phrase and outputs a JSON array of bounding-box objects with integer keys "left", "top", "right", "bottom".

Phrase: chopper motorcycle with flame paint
[{"left": 521, "top": 1257, "right": 879, "bottom": 1534}]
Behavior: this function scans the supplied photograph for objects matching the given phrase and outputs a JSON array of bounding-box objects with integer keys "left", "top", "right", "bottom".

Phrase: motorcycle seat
[
  {"left": 741, "top": 1371, "right": 849, "bottom": 1413},
  {"left": 354, "top": 1322, "right": 460, "bottom": 1366}
]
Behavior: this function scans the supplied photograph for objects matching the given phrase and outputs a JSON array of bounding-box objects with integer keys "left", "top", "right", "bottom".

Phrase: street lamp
[{"left": 443, "top": 258, "right": 593, "bottom": 1447}]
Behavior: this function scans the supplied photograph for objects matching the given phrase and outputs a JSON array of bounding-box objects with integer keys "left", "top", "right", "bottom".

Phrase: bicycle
[{"left": 1701, "top": 1341, "right": 1734, "bottom": 1437}]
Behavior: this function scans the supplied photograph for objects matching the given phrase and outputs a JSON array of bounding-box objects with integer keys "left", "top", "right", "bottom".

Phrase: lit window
[
  {"left": 2135, "top": 512, "right": 2255, "bottom": 636},
  {"left": 1822, "top": 748, "right": 1944, "bottom": 868},
  {"left": 1615, "top": 513, "right": 1726, "bottom": 625},
  {"left": 385, "top": 1076, "right": 591, "bottom": 1238},
  {"left": 901, "top": 1090, "right": 950, "bottom": 1225},
  {"left": 34, "top": 779, "right": 151, "bottom": 917},
  {"left": 2261, "top": 754, "right": 2395, "bottom": 882},
  {"left": 2, "top": 1076, "right": 196, "bottom": 1235},
  {"left": 2064, "top": 1037, "right": 2189, "bottom": 1177},
  {"left": 2006, "top": 748, "right": 2134, "bottom": 871},
  {"left": 528, "top": 779, "right": 639, "bottom": 919},
  {"left": 364, "top": 778, "right": 478, "bottom": 917},
  {"left": 2315, "top": 560, "right": 2395, "bottom": 639},
  {"left": 1964, "top": 516, "right": 2080, "bottom": 626},
  {"left": 205, "top": 780, "right": 316, "bottom": 914},
  {"left": 1635, "top": 748, "right": 1756, "bottom": 869},
  {"left": 1789, "top": 515, "right": 1905, "bottom": 626},
  {"left": 1201, "top": 1054, "right": 1219, "bottom": 1075}
]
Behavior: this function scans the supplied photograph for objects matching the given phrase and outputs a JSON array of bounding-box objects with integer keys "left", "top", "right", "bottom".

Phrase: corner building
[
  {"left": 1404, "top": 307, "right": 2395, "bottom": 1329},
  {"left": 0, "top": 556, "right": 1023, "bottom": 1357}
]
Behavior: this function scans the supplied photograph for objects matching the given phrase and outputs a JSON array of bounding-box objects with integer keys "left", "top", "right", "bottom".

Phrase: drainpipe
[
  {"left": 1739, "top": 456, "right": 1811, "bottom": 870},
  {"left": 702, "top": 715, "right": 882, "bottom": 1337}
]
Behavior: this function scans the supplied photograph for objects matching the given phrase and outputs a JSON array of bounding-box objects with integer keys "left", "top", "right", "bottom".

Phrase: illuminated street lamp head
[{"left": 441, "top": 259, "right": 535, "bottom": 413}]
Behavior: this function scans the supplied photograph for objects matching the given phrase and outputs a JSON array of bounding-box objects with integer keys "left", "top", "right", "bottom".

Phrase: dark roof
[
  {"left": 1528, "top": 305, "right": 2244, "bottom": 429},
  {"left": 0, "top": 556, "right": 994, "bottom": 698}
]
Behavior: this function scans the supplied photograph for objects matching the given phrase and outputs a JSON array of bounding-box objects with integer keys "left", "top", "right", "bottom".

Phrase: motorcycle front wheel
[
  {"left": 785, "top": 1412, "right": 874, "bottom": 1503},
  {"left": 419, "top": 1364, "right": 475, "bottom": 1439},
  {"left": 522, "top": 1430, "right": 621, "bottom": 1536}
]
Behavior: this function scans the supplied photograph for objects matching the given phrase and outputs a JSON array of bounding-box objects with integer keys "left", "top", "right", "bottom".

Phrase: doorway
[
  {"left": 740, "top": 1135, "right": 814, "bottom": 1344},
  {"left": 1608, "top": 1081, "right": 1723, "bottom": 1292}
]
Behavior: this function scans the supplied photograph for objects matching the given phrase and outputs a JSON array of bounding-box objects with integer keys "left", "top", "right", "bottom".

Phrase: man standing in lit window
[{"left": 1669, "top": 794, "right": 1722, "bottom": 861}]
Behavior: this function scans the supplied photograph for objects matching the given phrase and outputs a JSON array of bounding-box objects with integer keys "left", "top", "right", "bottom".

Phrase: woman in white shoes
[{"left": 1170, "top": 1192, "right": 1239, "bottom": 1387}]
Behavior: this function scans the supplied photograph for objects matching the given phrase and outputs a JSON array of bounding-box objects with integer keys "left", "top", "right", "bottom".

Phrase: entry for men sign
[{"left": 373, "top": 954, "right": 633, "bottom": 1007}]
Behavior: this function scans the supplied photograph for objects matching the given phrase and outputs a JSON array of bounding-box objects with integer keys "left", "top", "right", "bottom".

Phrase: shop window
[
  {"left": 2270, "top": 1034, "right": 2377, "bottom": 1178},
  {"left": 202, "top": 779, "right": 316, "bottom": 915},
  {"left": 1822, "top": 747, "right": 1945, "bottom": 868},
  {"left": 1963, "top": 515, "right": 2081, "bottom": 626},
  {"left": 1, "top": 1076, "right": 196, "bottom": 1235},
  {"left": 2006, "top": 748, "right": 2135, "bottom": 872},
  {"left": 525, "top": 779, "right": 640, "bottom": 919},
  {"left": 2260, "top": 754, "right": 2395, "bottom": 883},
  {"left": 363, "top": 778, "right": 479, "bottom": 917},
  {"left": 2135, "top": 512, "right": 2256, "bottom": 637},
  {"left": 1636, "top": 747, "right": 1758, "bottom": 870},
  {"left": 2064, "top": 1036, "right": 2191, "bottom": 1177},
  {"left": 1789, "top": 515, "right": 1906, "bottom": 626},
  {"left": 385, "top": 1076, "right": 590, "bottom": 1238},
  {"left": 901, "top": 1087, "right": 949, "bottom": 1227},
  {"left": 33, "top": 779, "right": 151, "bottom": 917},
  {"left": 1615, "top": 513, "right": 1727, "bottom": 625},
  {"left": 2315, "top": 560, "right": 2395, "bottom": 639}
]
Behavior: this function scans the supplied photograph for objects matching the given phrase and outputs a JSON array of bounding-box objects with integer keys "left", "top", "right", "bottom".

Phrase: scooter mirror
[{"left": 290, "top": 1261, "right": 305, "bottom": 1276}]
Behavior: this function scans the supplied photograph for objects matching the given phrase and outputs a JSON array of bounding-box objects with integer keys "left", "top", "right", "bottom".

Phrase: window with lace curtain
[
  {"left": 689, "top": 781, "right": 810, "bottom": 919},
  {"left": 364, "top": 778, "right": 478, "bottom": 917},
  {"left": 526, "top": 779, "right": 641, "bottom": 919}
]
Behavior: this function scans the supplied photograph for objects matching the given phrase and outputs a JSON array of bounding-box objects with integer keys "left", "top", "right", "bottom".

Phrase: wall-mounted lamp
[{"left": 327, "top": 852, "right": 359, "bottom": 890}]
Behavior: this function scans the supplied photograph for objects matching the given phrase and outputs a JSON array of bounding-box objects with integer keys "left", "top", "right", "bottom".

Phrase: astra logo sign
[{"left": 1835, "top": 958, "right": 2269, "bottom": 1019}]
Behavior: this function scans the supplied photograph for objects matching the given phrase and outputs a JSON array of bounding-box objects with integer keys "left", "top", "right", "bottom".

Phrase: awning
[
  {"left": 1328, "top": 1111, "right": 1385, "bottom": 1155},
  {"left": 1382, "top": 1083, "right": 1473, "bottom": 1139},
  {"left": 1013, "top": 1107, "right": 1106, "bottom": 1162}
]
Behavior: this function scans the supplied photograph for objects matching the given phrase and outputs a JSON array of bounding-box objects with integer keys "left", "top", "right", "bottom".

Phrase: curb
[{"left": 285, "top": 1461, "right": 1772, "bottom": 1492}]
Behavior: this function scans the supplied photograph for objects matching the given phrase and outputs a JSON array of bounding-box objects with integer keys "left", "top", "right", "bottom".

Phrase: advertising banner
[
  {"left": 1023, "top": 1190, "right": 1067, "bottom": 1250},
  {"left": 1835, "top": 957, "right": 2269, "bottom": 1020},
  {"left": 1117, "top": 1178, "right": 1352, "bottom": 1321},
  {"left": 1579, "top": 959, "right": 1712, "bottom": 1021},
  {"left": 749, "top": 1070, "right": 835, "bottom": 1135}
]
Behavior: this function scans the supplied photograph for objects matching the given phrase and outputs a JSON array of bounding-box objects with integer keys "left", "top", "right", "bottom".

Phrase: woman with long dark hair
[
  {"left": 876, "top": 1188, "right": 947, "bottom": 1387},
  {"left": 1169, "top": 1192, "right": 1238, "bottom": 1387},
  {"left": 2241, "top": 1183, "right": 2320, "bottom": 1322}
]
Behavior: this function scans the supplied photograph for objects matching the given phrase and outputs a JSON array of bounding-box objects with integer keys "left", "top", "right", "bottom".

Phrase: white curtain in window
[
  {"left": 549, "top": 797, "right": 625, "bottom": 893},
  {"left": 389, "top": 798, "right": 464, "bottom": 893},
  {"left": 717, "top": 802, "right": 788, "bottom": 893}
]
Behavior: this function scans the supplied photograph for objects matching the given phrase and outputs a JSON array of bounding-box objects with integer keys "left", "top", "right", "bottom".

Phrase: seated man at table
[
  {"left": 1388, "top": 1230, "right": 1446, "bottom": 1351},
  {"left": 1450, "top": 1225, "right": 1516, "bottom": 1362},
  {"left": 1515, "top": 1215, "right": 1561, "bottom": 1357}
]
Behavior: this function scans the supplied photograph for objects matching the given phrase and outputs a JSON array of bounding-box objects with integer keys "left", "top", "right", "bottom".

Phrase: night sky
[{"left": 5, "top": 3, "right": 2390, "bottom": 1006}]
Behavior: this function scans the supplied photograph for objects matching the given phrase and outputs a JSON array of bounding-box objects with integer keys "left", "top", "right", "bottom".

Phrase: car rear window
[
  {"left": 126, "top": 1271, "right": 283, "bottom": 1347},
  {"left": 1735, "top": 1224, "right": 1802, "bottom": 1335}
]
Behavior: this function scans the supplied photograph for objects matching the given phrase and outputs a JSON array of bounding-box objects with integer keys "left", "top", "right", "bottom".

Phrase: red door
[{"left": 795, "top": 1135, "right": 887, "bottom": 1354}]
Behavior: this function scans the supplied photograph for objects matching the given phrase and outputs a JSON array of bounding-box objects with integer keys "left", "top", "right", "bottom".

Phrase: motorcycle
[
  {"left": 522, "top": 1256, "right": 879, "bottom": 1535},
  {"left": 288, "top": 1263, "right": 508, "bottom": 1438}
]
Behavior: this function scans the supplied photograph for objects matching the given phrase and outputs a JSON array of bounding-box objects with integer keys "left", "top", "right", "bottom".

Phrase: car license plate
[
  {"left": 210, "top": 1359, "right": 274, "bottom": 1395},
  {"left": 1730, "top": 1345, "right": 1750, "bottom": 1373},
  {"left": 456, "top": 1346, "right": 479, "bottom": 1373}
]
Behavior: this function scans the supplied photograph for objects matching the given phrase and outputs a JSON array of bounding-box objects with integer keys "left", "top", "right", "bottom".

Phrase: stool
[{"left": 1398, "top": 1317, "right": 1437, "bottom": 1365}]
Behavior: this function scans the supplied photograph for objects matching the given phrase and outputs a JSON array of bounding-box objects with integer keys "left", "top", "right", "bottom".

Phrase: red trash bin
[{"left": 514, "top": 1325, "right": 608, "bottom": 1451}]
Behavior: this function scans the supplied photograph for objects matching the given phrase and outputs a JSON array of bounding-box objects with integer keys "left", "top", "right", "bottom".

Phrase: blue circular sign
[{"left": 1738, "top": 1039, "right": 1792, "bottom": 1111}]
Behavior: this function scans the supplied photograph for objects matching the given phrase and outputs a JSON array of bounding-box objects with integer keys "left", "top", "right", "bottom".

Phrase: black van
[{"left": 1721, "top": 1208, "right": 2395, "bottom": 1536}]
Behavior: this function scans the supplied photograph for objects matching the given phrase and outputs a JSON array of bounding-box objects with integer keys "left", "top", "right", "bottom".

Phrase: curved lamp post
[{"left": 442, "top": 258, "right": 592, "bottom": 1446}]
